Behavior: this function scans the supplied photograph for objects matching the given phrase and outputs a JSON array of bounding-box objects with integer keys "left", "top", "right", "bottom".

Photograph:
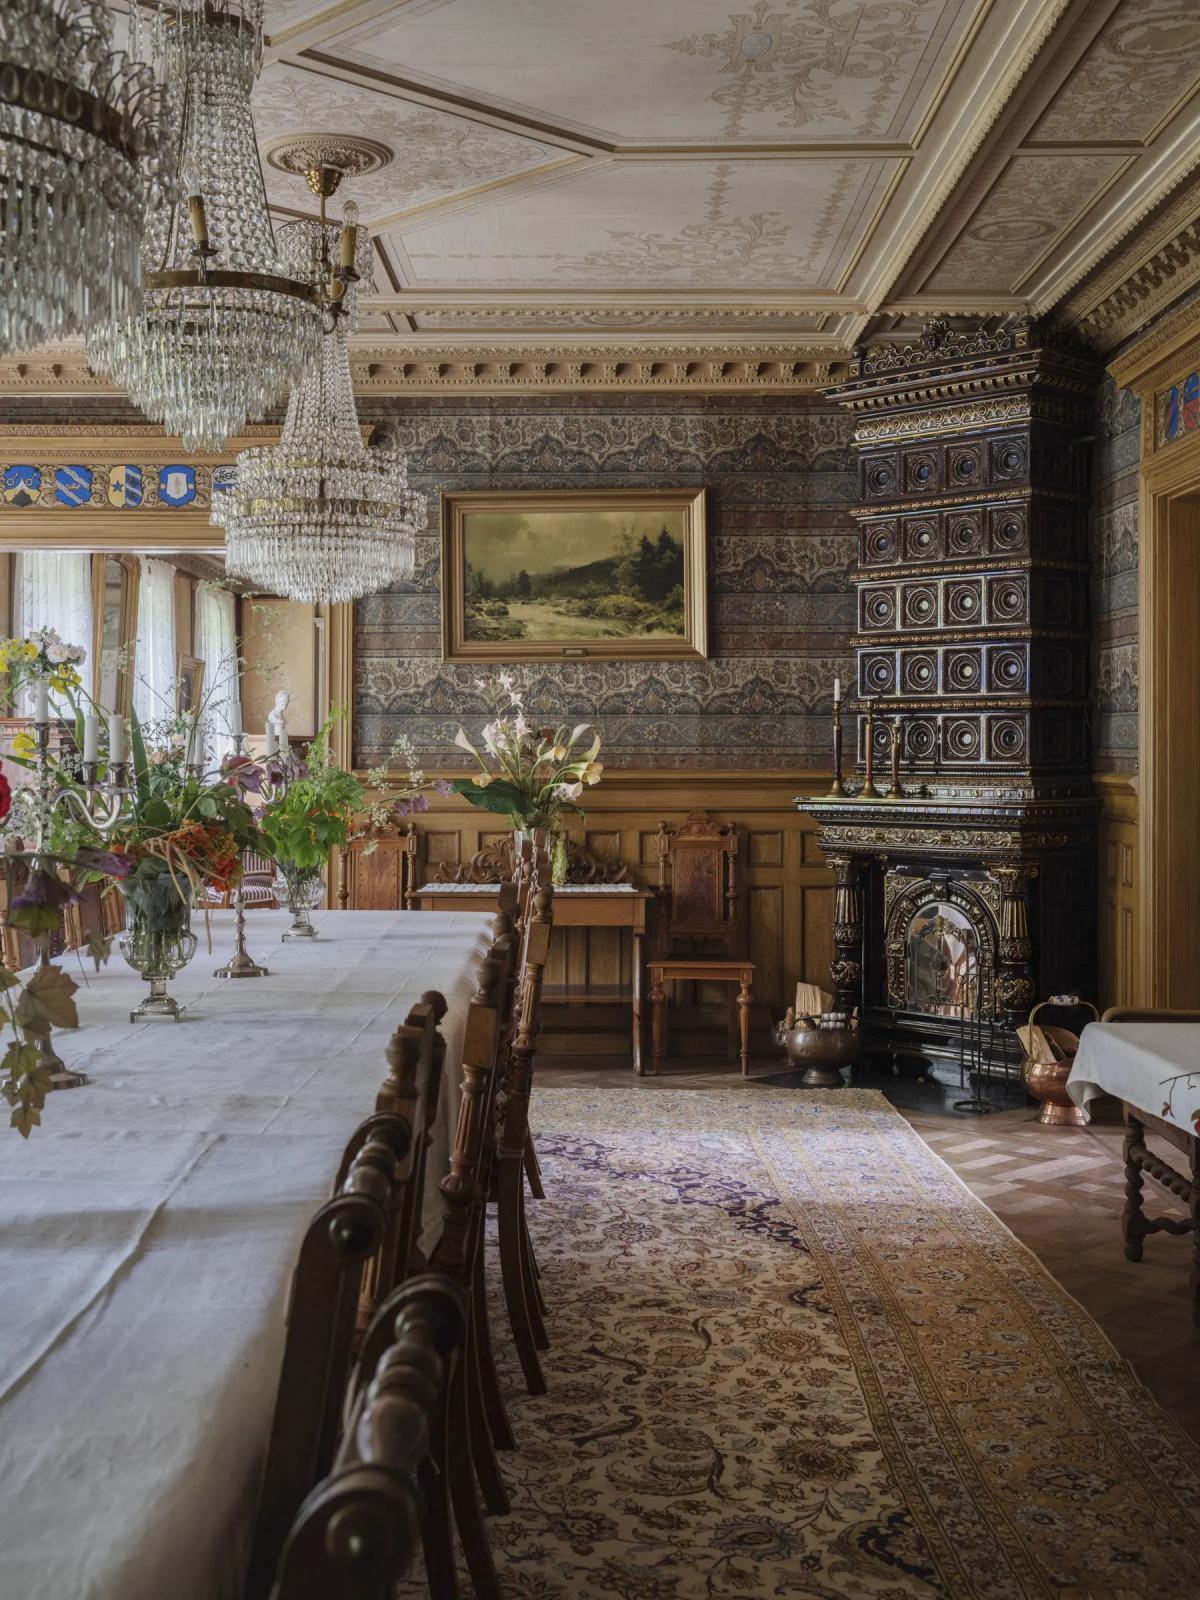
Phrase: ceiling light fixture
[
  {"left": 87, "top": 1, "right": 322, "bottom": 454},
  {"left": 214, "top": 158, "right": 423, "bottom": 604},
  {"left": 0, "top": 0, "right": 168, "bottom": 356}
]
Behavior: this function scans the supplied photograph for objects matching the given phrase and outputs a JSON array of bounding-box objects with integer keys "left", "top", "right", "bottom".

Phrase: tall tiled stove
[{"left": 803, "top": 322, "right": 1098, "bottom": 1075}]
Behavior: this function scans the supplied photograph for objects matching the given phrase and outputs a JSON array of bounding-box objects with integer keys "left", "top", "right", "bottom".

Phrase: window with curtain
[
  {"left": 194, "top": 583, "right": 240, "bottom": 766},
  {"left": 132, "top": 557, "right": 177, "bottom": 729},
  {"left": 11, "top": 552, "right": 94, "bottom": 714}
]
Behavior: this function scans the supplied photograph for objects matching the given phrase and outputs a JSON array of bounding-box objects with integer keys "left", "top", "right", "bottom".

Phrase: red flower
[{"left": 0, "top": 770, "right": 10, "bottom": 823}]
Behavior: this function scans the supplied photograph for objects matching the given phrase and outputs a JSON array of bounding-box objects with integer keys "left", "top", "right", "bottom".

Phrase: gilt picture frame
[{"left": 441, "top": 488, "right": 707, "bottom": 663}]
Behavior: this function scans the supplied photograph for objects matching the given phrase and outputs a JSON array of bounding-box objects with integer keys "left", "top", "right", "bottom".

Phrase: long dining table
[{"left": 0, "top": 906, "right": 497, "bottom": 1600}]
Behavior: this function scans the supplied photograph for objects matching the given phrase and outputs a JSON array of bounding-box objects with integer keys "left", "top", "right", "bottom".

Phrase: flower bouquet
[
  {"left": 450, "top": 673, "right": 603, "bottom": 884},
  {"left": 257, "top": 716, "right": 364, "bottom": 938}
]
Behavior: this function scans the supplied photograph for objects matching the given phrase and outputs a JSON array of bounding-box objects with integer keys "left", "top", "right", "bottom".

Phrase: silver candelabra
[
  {"left": 27, "top": 715, "right": 133, "bottom": 1089},
  {"left": 211, "top": 731, "right": 292, "bottom": 980}
]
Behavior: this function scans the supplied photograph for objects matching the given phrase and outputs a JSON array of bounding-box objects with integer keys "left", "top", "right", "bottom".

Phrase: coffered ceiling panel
[
  {"left": 329, "top": 0, "right": 986, "bottom": 146},
  {"left": 389, "top": 158, "right": 901, "bottom": 289},
  {"left": 922, "top": 154, "right": 1129, "bottom": 294},
  {"left": 1031, "top": 0, "right": 1200, "bottom": 143},
  {"left": 408, "top": 310, "right": 830, "bottom": 333},
  {"left": 252, "top": 62, "right": 566, "bottom": 220}
]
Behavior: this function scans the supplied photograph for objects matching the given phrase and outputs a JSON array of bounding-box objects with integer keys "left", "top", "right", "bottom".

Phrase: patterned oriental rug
[{"left": 481, "top": 1086, "right": 1200, "bottom": 1600}]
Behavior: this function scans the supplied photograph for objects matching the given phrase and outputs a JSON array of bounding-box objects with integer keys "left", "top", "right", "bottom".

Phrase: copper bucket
[{"left": 1017, "top": 996, "right": 1098, "bottom": 1127}]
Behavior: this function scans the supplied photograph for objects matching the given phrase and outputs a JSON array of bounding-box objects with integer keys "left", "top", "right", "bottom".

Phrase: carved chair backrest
[
  {"left": 656, "top": 810, "right": 739, "bottom": 955},
  {"left": 246, "top": 1111, "right": 417, "bottom": 1600},
  {"left": 365, "top": 993, "right": 447, "bottom": 1289},
  {"left": 264, "top": 1274, "right": 466, "bottom": 1600},
  {"left": 428, "top": 936, "right": 514, "bottom": 1284}
]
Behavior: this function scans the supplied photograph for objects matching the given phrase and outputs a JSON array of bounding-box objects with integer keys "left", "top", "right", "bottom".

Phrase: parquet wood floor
[{"left": 537, "top": 1026, "right": 1200, "bottom": 1442}]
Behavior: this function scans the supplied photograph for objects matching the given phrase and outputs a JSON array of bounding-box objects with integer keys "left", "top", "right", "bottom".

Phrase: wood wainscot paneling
[
  {"left": 1095, "top": 772, "right": 1138, "bottom": 1011},
  {"left": 339, "top": 772, "right": 836, "bottom": 1053}
]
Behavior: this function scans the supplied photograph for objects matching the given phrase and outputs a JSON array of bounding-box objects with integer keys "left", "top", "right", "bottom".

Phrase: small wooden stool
[{"left": 648, "top": 957, "right": 755, "bottom": 1074}]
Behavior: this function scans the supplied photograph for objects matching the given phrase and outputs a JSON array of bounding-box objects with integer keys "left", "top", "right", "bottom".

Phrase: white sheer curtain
[
  {"left": 11, "top": 552, "right": 94, "bottom": 713},
  {"left": 133, "top": 557, "right": 177, "bottom": 728},
  {"left": 194, "top": 583, "right": 240, "bottom": 766}
]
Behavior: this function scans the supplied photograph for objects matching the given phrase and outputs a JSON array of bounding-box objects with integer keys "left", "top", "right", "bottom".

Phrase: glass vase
[
  {"left": 120, "top": 876, "right": 197, "bottom": 1023},
  {"left": 273, "top": 863, "right": 325, "bottom": 940}
]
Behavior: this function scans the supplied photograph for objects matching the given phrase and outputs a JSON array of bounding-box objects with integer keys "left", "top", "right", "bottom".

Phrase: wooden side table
[{"left": 414, "top": 884, "right": 652, "bottom": 1074}]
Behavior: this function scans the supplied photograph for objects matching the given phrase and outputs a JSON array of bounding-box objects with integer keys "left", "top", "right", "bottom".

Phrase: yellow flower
[
  {"left": 9, "top": 729, "right": 35, "bottom": 758},
  {"left": 471, "top": 773, "right": 492, "bottom": 788},
  {"left": 583, "top": 762, "right": 604, "bottom": 785},
  {"left": 21, "top": 641, "right": 38, "bottom": 660}
]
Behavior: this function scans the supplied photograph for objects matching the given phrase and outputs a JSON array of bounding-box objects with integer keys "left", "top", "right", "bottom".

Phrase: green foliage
[{"left": 259, "top": 715, "right": 364, "bottom": 870}]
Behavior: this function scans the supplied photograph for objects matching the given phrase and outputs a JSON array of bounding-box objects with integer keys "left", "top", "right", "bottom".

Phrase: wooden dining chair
[
  {"left": 426, "top": 939, "right": 516, "bottom": 1600},
  {"left": 245, "top": 1112, "right": 417, "bottom": 1599},
  {"left": 264, "top": 1273, "right": 466, "bottom": 1600},
  {"left": 647, "top": 810, "right": 755, "bottom": 1074}
]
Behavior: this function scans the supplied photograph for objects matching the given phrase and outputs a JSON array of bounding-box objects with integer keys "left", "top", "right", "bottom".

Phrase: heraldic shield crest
[
  {"left": 3, "top": 466, "right": 41, "bottom": 506},
  {"left": 158, "top": 465, "right": 197, "bottom": 507},
  {"left": 108, "top": 466, "right": 144, "bottom": 507}
]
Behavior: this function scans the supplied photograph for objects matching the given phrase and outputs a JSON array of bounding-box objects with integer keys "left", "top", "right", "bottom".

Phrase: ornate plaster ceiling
[
  {"left": 10, "top": 0, "right": 1200, "bottom": 396},
  {"left": 236, "top": 0, "right": 1200, "bottom": 357}
]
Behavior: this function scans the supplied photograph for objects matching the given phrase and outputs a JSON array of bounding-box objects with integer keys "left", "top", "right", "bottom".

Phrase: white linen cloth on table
[
  {"left": 0, "top": 908, "right": 495, "bottom": 1600},
  {"left": 1068, "top": 1022, "right": 1200, "bottom": 1137}
]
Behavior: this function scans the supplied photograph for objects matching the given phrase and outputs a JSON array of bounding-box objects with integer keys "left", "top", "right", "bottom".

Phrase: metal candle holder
[
  {"left": 28, "top": 716, "right": 133, "bottom": 1089},
  {"left": 212, "top": 732, "right": 286, "bottom": 979},
  {"left": 860, "top": 698, "right": 880, "bottom": 799},
  {"left": 827, "top": 697, "right": 846, "bottom": 796}
]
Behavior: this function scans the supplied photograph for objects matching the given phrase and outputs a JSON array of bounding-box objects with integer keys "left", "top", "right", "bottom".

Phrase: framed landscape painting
[{"left": 441, "top": 488, "right": 707, "bottom": 662}]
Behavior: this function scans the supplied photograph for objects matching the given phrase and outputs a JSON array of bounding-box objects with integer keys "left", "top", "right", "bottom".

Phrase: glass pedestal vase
[
  {"left": 273, "top": 863, "right": 324, "bottom": 940},
  {"left": 120, "top": 877, "right": 197, "bottom": 1023}
]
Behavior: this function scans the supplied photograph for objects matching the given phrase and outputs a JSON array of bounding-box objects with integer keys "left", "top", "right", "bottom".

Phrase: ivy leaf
[
  {"left": 84, "top": 933, "right": 113, "bottom": 973},
  {"left": 10, "top": 1101, "right": 40, "bottom": 1137},
  {"left": 18, "top": 964, "right": 80, "bottom": 1035},
  {"left": 0, "top": 965, "right": 19, "bottom": 992}
]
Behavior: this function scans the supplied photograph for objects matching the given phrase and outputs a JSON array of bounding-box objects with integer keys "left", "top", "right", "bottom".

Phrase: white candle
[
  {"left": 228, "top": 700, "right": 242, "bottom": 739},
  {"left": 833, "top": 676, "right": 842, "bottom": 704},
  {"left": 184, "top": 713, "right": 200, "bottom": 767},
  {"left": 82, "top": 714, "right": 99, "bottom": 763},
  {"left": 34, "top": 679, "right": 48, "bottom": 724},
  {"left": 108, "top": 712, "right": 125, "bottom": 765},
  {"left": 264, "top": 721, "right": 278, "bottom": 757}
]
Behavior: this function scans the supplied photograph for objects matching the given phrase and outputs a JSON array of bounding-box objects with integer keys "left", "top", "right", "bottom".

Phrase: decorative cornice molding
[
  {"left": 0, "top": 342, "right": 853, "bottom": 396},
  {"left": 1063, "top": 222, "right": 1200, "bottom": 352},
  {"left": 1108, "top": 299, "right": 1200, "bottom": 394}
]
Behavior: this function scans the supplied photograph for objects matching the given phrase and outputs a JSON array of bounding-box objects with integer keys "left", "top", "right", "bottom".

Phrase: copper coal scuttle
[{"left": 774, "top": 982, "right": 861, "bottom": 1087}]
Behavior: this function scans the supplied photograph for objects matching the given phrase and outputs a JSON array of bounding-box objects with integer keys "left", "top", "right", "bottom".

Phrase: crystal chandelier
[
  {"left": 214, "top": 168, "right": 423, "bottom": 604},
  {"left": 0, "top": 0, "right": 168, "bottom": 356},
  {"left": 87, "top": 1, "right": 322, "bottom": 454}
]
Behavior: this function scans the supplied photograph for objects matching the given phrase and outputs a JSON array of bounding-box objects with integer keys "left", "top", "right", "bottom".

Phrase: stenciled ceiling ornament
[
  {"left": 0, "top": 0, "right": 169, "bottom": 356},
  {"left": 214, "top": 151, "right": 424, "bottom": 605},
  {"left": 87, "top": 1, "right": 322, "bottom": 454}
]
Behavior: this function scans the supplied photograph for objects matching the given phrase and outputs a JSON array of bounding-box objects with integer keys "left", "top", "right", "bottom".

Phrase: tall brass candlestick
[
  {"left": 828, "top": 697, "right": 845, "bottom": 796},
  {"left": 889, "top": 716, "right": 902, "bottom": 798},
  {"left": 861, "top": 699, "right": 880, "bottom": 798}
]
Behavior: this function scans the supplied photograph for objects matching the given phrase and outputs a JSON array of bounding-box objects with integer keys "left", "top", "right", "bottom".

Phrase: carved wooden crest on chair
[
  {"left": 649, "top": 810, "right": 754, "bottom": 1076},
  {"left": 431, "top": 836, "right": 631, "bottom": 885}
]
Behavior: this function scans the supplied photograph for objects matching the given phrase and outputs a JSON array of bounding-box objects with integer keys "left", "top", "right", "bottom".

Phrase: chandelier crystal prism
[
  {"left": 87, "top": 1, "right": 322, "bottom": 454},
  {"left": 214, "top": 188, "right": 424, "bottom": 604},
  {"left": 0, "top": 0, "right": 169, "bottom": 356}
]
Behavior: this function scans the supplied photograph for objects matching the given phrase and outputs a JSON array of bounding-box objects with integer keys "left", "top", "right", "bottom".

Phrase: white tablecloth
[
  {"left": 0, "top": 908, "right": 495, "bottom": 1600},
  {"left": 1068, "top": 1022, "right": 1200, "bottom": 1137}
]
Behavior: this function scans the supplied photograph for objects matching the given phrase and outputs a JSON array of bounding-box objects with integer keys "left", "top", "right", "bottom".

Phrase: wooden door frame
[{"left": 1111, "top": 307, "right": 1200, "bottom": 1005}]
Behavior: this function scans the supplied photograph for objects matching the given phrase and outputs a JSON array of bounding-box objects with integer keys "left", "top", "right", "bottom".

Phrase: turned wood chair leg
[
  {"left": 649, "top": 972, "right": 665, "bottom": 1074},
  {"left": 472, "top": 1250, "right": 515, "bottom": 1451},
  {"left": 446, "top": 1348, "right": 503, "bottom": 1599},
  {"left": 496, "top": 1152, "right": 546, "bottom": 1394},
  {"left": 464, "top": 1296, "right": 510, "bottom": 1515},
  {"left": 420, "top": 1404, "right": 459, "bottom": 1600},
  {"left": 737, "top": 975, "right": 752, "bottom": 1076},
  {"left": 519, "top": 1201, "right": 550, "bottom": 1350},
  {"left": 1122, "top": 1114, "right": 1147, "bottom": 1263},
  {"left": 523, "top": 1134, "right": 546, "bottom": 1200}
]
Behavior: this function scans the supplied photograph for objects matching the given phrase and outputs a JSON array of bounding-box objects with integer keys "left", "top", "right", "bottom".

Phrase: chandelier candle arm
[{"left": 86, "top": 1, "right": 322, "bottom": 453}]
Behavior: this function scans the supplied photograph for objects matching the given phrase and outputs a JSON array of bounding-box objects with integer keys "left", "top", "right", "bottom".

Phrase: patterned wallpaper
[
  {"left": 1089, "top": 375, "right": 1139, "bottom": 775},
  {"left": 351, "top": 394, "right": 857, "bottom": 771}
]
